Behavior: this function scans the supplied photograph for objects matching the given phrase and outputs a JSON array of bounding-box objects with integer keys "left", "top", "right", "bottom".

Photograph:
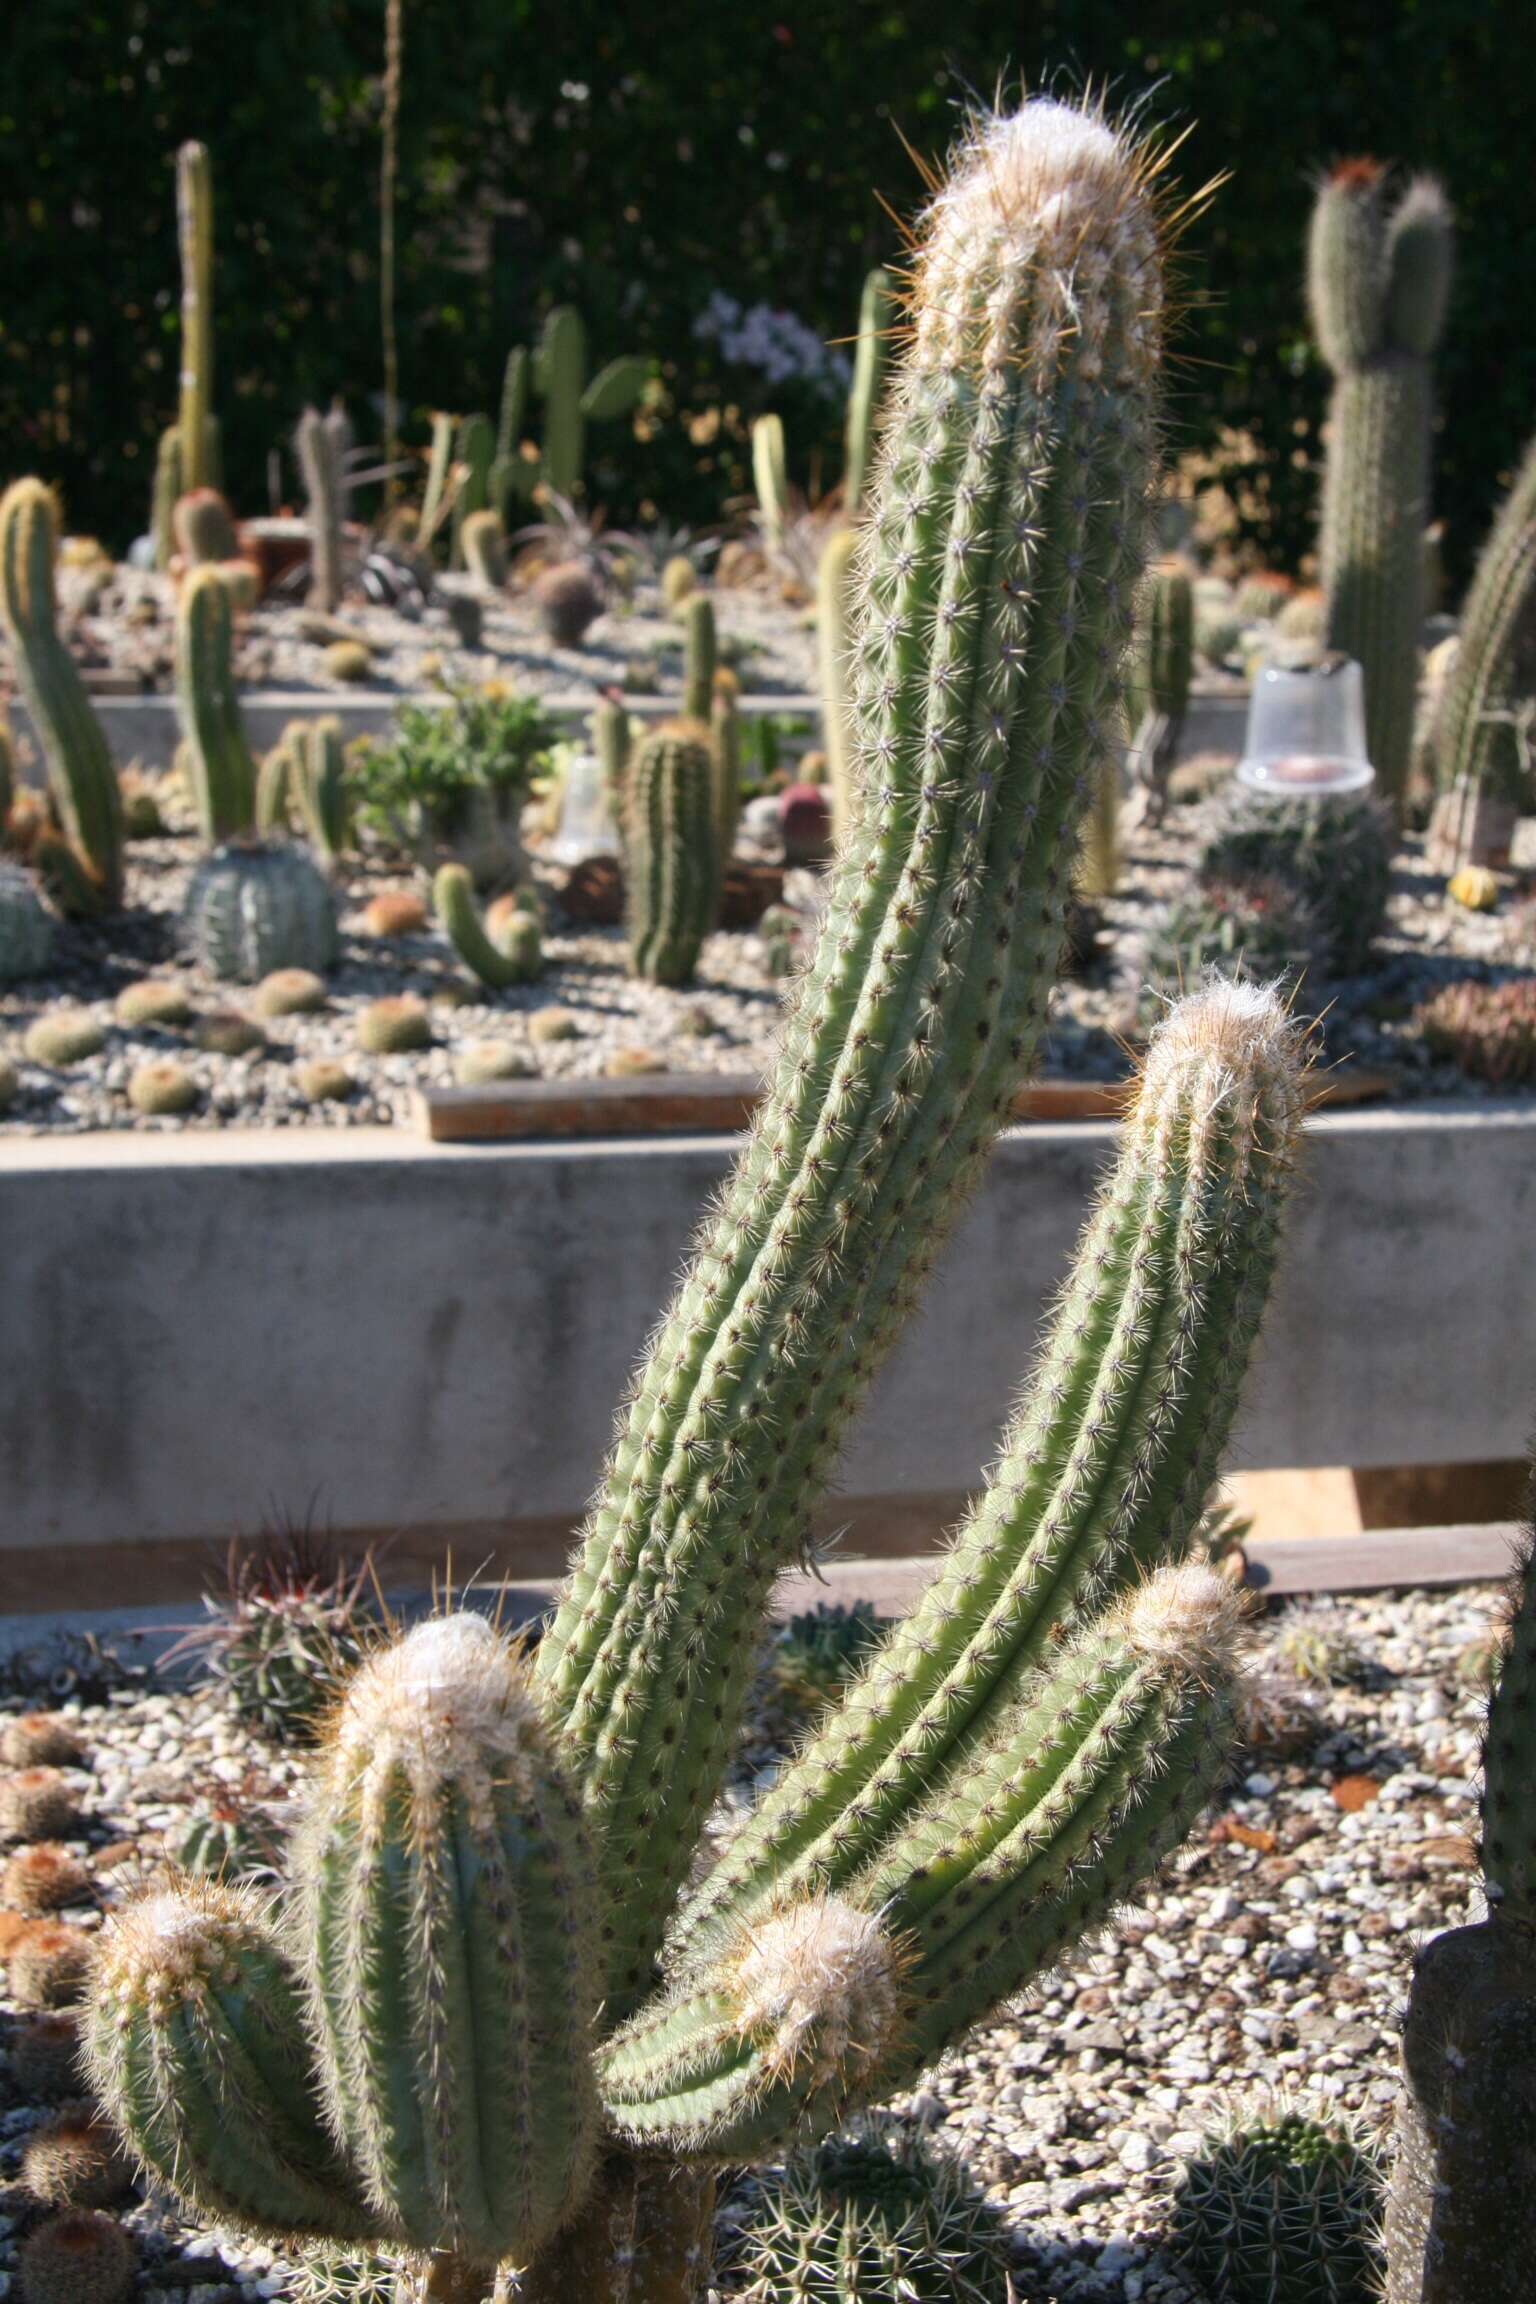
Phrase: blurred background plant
[{"left": 5, "top": 3, "right": 1531, "bottom": 587}]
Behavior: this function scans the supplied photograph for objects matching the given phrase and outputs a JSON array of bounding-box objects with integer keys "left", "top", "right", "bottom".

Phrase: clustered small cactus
[
  {"left": 86, "top": 98, "right": 1309, "bottom": 2304},
  {"left": 1308, "top": 159, "right": 1453, "bottom": 812}
]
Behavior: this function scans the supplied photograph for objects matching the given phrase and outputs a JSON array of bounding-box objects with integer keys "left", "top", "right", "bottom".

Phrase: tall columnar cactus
[
  {"left": 420, "top": 412, "right": 456, "bottom": 542},
  {"left": 296, "top": 405, "right": 346, "bottom": 613},
  {"left": 843, "top": 265, "right": 894, "bottom": 514},
  {"left": 175, "top": 565, "right": 257, "bottom": 841},
  {"left": 176, "top": 142, "right": 215, "bottom": 495},
  {"left": 89, "top": 99, "right": 1305, "bottom": 2304},
  {"left": 752, "top": 411, "right": 790, "bottom": 552},
  {"left": 1309, "top": 161, "right": 1453, "bottom": 814},
  {"left": 593, "top": 695, "right": 631, "bottom": 824},
  {"left": 711, "top": 676, "right": 742, "bottom": 877},
  {"left": 491, "top": 345, "right": 532, "bottom": 517},
  {"left": 1384, "top": 1499, "right": 1536, "bottom": 2300},
  {"left": 817, "top": 522, "right": 860, "bottom": 847},
  {"left": 288, "top": 716, "right": 350, "bottom": 862},
  {"left": 1432, "top": 427, "right": 1536, "bottom": 808},
  {"left": 681, "top": 591, "right": 716, "bottom": 723},
  {"left": 0, "top": 478, "right": 124, "bottom": 914},
  {"left": 460, "top": 509, "right": 508, "bottom": 588},
  {"left": 534, "top": 307, "right": 648, "bottom": 502},
  {"left": 450, "top": 413, "right": 496, "bottom": 570},
  {"left": 1126, "top": 558, "right": 1195, "bottom": 823},
  {"left": 152, "top": 426, "right": 182, "bottom": 573},
  {"left": 623, "top": 720, "right": 719, "bottom": 985}
]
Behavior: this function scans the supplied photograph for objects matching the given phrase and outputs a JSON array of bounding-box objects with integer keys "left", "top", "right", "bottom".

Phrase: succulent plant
[
  {"left": 171, "top": 1802, "right": 281, "bottom": 1881},
  {"left": 9, "top": 1922, "right": 92, "bottom": 2010},
  {"left": 253, "top": 965, "right": 329, "bottom": 1018},
  {"left": 173, "top": 487, "right": 239, "bottom": 566},
  {"left": 593, "top": 696, "right": 631, "bottom": 825},
  {"left": 1309, "top": 160, "right": 1453, "bottom": 811},
  {"left": 22, "top": 2103, "right": 134, "bottom": 2207},
  {"left": 753, "top": 411, "right": 791, "bottom": 553},
  {"left": 176, "top": 563, "right": 258, "bottom": 841},
  {"left": 1143, "top": 880, "right": 1316, "bottom": 1012},
  {"left": 297, "top": 1058, "right": 355, "bottom": 1105},
  {"left": 531, "top": 561, "right": 604, "bottom": 648},
  {"left": 1127, "top": 558, "right": 1195, "bottom": 822},
  {"left": 1, "top": 1844, "right": 93, "bottom": 1914},
  {"left": 532, "top": 305, "right": 649, "bottom": 502},
  {"left": 0, "top": 861, "right": 55, "bottom": 981},
  {"left": 151, "top": 425, "right": 182, "bottom": 572},
  {"left": 681, "top": 591, "right": 716, "bottom": 724},
  {"left": 1431, "top": 427, "right": 1536, "bottom": 813},
  {"left": 23, "top": 1010, "right": 106, "bottom": 1067},
  {"left": 0, "top": 1717, "right": 85, "bottom": 1770},
  {"left": 454, "top": 1039, "right": 530, "bottom": 1086},
  {"left": 842, "top": 267, "right": 894, "bottom": 516},
  {"left": 127, "top": 1058, "right": 198, "bottom": 1116},
  {"left": 1384, "top": 1482, "right": 1536, "bottom": 2297},
  {"left": 113, "top": 978, "right": 192, "bottom": 1028},
  {"left": 0, "top": 480, "right": 124, "bottom": 914},
  {"left": 82, "top": 98, "right": 1311, "bottom": 2304},
  {"left": 1198, "top": 786, "right": 1391, "bottom": 976},
  {"left": 324, "top": 639, "right": 373, "bottom": 684},
  {"left": 357, "top": 995, "right": 431, "bottom": 1054},
  {"left": 8, "top": 2012, "right": 83, "bottom": 2100},
  {"left": 730, "top": 2125, "right": 1013, "bottom": 2303},
  {"left": 17, "top": 2208, "right": 136, "bottom": 2304},
  {"left": 817, "top": 523, "right": 860, "bottom": 852},
  {"left": 0, "top": 1769, "right": 82, "bottom": 1841},
  {"left": 176, "top": 139, "right": 215, "bottom": 495},
  {"left": 433, "top": 864, "right": 542, "bottom": 989},
  {"left": 162, "top": 1536, "right": 380, "bottom": 1744},
  {"left": 1275, "top": 1602, "right": 1368, "bottom": 1689},
  {"left": 1170, "top": 2102, "right": 1385, "bottom": 2304},
  {"left": 622, "top": 720, "right": 718, "bottom": 985},
  {"left": 1418, "top": 973, "right": 1536, "bottom": 1084},
  {"left": 287, "top": 717, "right": 352, "bottom": 863},
  {"left": 297, "top": 404, "right": 349, "bottom": 615},
  {"left": 183, "top": 841, "right": 338, "bottom": 984},
  {"left": 662, "top": 555, "right": 697, "bottom": 612},
  {"left": 758, "top": 1602, "right": 887, "bottom": 1745},
  {"left": 460, "top": 508, "right": 508, "bottom": 588}
]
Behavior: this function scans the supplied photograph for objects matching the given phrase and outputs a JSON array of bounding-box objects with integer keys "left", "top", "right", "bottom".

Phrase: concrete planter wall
[{"left": 1, "top": 1099, "right": 1530, "bottom": 1573}]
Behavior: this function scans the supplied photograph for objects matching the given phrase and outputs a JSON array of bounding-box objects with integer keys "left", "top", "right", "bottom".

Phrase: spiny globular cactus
[
  {"left": 0, "top": 859, "right": 55, "bottom": 980},
  {"left": 175, "top": 563, "right": 257, "bottom": 841},
  {"left": 0, "top": 479, "right": 124, "bottom": 915},
  {"left": 1309, "top": 160, "right": 1453, "bottom": 813},
  {"left": 182, "top": 840, "right": 337, "bottom": 983},
  {"left": 1171, "top": 2102, "right": 1385, "bottom": 2304},
  {"left": 622, "top": 719, "right": 719, "bottom": 984},
  {"left": 1384, "top": 1496, "right": 1536, "bottom": 2300},
  {"left": 85, "top": 97, "right": 1312, "bottom": 2304}
]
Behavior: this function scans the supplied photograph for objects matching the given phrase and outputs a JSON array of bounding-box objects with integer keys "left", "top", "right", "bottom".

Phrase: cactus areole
[{"left": 87, "top": 98, "right": 1308, "bottom": 2304}]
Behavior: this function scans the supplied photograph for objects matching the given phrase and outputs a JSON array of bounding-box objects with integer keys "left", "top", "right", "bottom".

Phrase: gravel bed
[
  {"left": 38, "top": 559, "right": 821, "bottom": 707},
  {"left": 0, "top": 1579, "right": 1503, "bottom": 2299},
  {"left": 2, "top": 735, "right": 1534, "bottom": 1133}
]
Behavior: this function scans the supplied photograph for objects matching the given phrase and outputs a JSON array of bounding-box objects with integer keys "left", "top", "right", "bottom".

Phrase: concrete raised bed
[{"left": 1, "top": 1097, "right": 1529, "bottom": 1591}]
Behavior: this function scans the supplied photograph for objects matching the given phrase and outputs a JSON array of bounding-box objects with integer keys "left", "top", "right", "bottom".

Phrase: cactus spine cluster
[
  {"left": 296, "top": 404, "right": 350, "bottom": 614},
  {"left": 88, "top": 100, "right": 1309, "bottom": 2304},
  {"left": 623, "top": 720, "right": 719, "bottom": 984},
  {"left": 175, "top": 565, "right": 257, "bottom": 841},
  {"left": 0, "top": 478, "right": 124, "bottom": 913},
  {"left": 1432, "top": 428, "right": 1536, "bottom": 809},
  {"left": 1309, "top": 161, "right": 1453, "bottom": 813},
  {"left": 176, "top": 142, "right": 216, "bottom": 494},
  {"left": 1384, "top": 1498, "right": 1536, "bottom": 2300}
]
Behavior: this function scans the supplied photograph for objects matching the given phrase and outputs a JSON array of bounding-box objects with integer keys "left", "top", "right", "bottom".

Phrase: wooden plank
[{"left": 420, "top": 1066, "right": 1396, "bottom": 1145}]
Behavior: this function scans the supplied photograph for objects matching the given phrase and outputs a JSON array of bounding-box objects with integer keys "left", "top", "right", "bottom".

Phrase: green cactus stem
[
  {"left": 460, "top": 509, "right": 507, "bottom": 588},
  {"left": 433, "top": 863, "right": 542, "bottom": 988},
  {"left": 844, "top": 266, "right": 894, "bottom": 514},
  {"left": 535, "top": 306, "right": 648, "bottom": 502},
  {"left": 492, "top": 345, "right": 533, "bottom": 518},
  {"left": 289, "top": 716, "right": 350, "bottom": 861},
  {"left": 173, "top": 488, "right": 239, "bottom": 566},
  {"left": 1310, "top": 161, "right": 1453, "bottom": 814},
  {"left": 711, "top": 681, "right": 742, "bottom": 877},
  {"left": 752, "top": 413, "right": 790, "bottom": 552},
  {"left": 176, "top": 142, "right": 215, "bottom": 494},
  {"left": 175, "top": 564, "right": 257, "bottom": 841},
  {"left": 296, "top": 406, "right": 344, "bottom": 614},
  {"left": 594, "top": 697, "right": 631, "bottom": 825},
  {"left": 681, "top": 592, "right": 716, "bottom": 723},
  {"left": 298, "top": 1614, "right": 602, "bottom": 2269},
  {"left": 816, "top": 524, "right": 860, "bottom": 850},
  {"left": 539, "top": 95, "right": 1175, "bottom": 2013},
  {"left": 0, "top": 478, "right": 124, "bottom": 913},
  {"left": 420, "top": 412, "right": 456, "bottom": 543},
  {"left": 450, "top": 413, "right": 496, "bottom": 570},
  {"left": 152, "top": 426, "right": 182, "bottom": 573},
  {"left": 622, "top": 721, "right": 719, "bottom": 987},
  {"left": 1432, "top": 428, "right": 1536, "bottom": 811}
]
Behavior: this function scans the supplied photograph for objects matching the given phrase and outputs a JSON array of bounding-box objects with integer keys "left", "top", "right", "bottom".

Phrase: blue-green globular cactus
[
  {"left": 182, "top": 839, "right": 337, "bottom": 982},
  {"left": 0, "top": 860, "right": 55, "bottom": 981},
  {"left": 86, "top": 99, "right": 1309, "bottom": 2304}
]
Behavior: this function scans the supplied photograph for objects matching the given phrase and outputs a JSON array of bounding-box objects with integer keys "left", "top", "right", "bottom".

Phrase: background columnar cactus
[
  {"left": 175, "top": 564, "right": 257, "bottom": 841},
  {"left": 1127, "top": 557, "right": 1195, "bottom": 822},
  {"left": 182, "top": 840, "right": 338, "bottom": 981},
  {"left": 711, "top": 674, "right": 742, "bottom": 876},
  {"left": 681, "top": 591, "right": 716, "bottom": 723},
  {"left": 533, "top": 305, "right": 648, "bottom": 502},
  {"left": 151, "top": 425, "right": 182, "bottom": 572},
  {"left": 1431, "top": 428, "right": 1536, "bottom": 812},
  {"left": 176, "top": 141, "right": 216, "bottom": 495},
  {"left": 296, "top": 404, "right": 348, "bottom": 613},
  {"left": 491, "top": 344, "right": 532, "bottom": 517},
  {"left": 0, "top": 478, "right": 124, "bottom": 914},
  {"left": 816, "top": 523, "right": 860, "bottom": 848},
  {"left": 1309, "top": 160, "right": 1453, "bottom": 814},
  {"left": 287, "top": 716, "right": 351, "bottom": 862},
  {"left": 593, "top": 695, "right": 631, "bottom": 824},
  {"left": 622, "top": 720, "right": 719, "bottom": 985},
  {"left": 87, "top": 98, "right": 1310, "bottom": 2304},
  {"left": 433, "top": 863, "right": 542, "bottom": 988},
  {"left": 449, "top": 412, "right": 496, "bottom": 569},
  {"left": 460, "top": 508, "right": 507, "bottom": 588},
  {"left": 752, "top": 412, "right": 790, "bottom": 552},
  {"left": 1384, "top": 1497, "right": 1536, "bottom": 2300},
  {"left": 843, "top": 265, "right": 894, "bottom": 515}
]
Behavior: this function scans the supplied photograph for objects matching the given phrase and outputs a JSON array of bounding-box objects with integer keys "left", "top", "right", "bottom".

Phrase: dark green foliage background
[{"left": 3, "top": 1, "right": 1530, "bottom": 584}]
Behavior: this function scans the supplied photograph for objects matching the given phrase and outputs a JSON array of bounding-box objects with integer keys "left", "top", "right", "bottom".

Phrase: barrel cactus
[
  {"left": 0, "top": 860, "right": 55, "bottom": 981},
  {"left": 175, "top": 564, "right": 257, "bottom": 841},
  {"left": 86, "top": 96, "right": 1308, "bottom": 2304},
  {"left": 1309, "top": 160, "right": 1453, "bottom": 813},
  {"left": 182, "top": 841, "right": 337, "bottom": 983},
  {"left": 0, "top": 478, "right": 124, "bottom": 914},
  {"left": 622, "top": 720, "right": 718, "bottom": 984}
]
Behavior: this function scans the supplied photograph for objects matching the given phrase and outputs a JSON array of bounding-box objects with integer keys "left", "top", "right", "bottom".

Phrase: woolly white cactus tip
[
  {"left": 728, "top": 1892, "right": 905, "bottom": 2090},
  {"left": 100, "top": 1878, "right": 265, "bottom": 1989},
  {"left": 1115, "top": 1561, "right": 1250, "bottom": 1686},
  {"left": 1141, "top": 974, "right": 1307, "bottom": 1116},
  {"left": 334, "top": 1609, "right": 538, "bottom": 1757}
]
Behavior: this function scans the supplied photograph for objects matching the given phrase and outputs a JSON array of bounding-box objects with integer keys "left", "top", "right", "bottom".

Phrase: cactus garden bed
[
  {"left": 0, "top": 781, "right": 1531, "bottom": 1137},
  {"left": 0, "top": 1576, "right": 1499, "bottom": 2303}
]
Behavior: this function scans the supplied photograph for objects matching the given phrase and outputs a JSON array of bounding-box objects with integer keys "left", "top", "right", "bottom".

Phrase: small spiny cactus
[
  {"left": 1170, "top": 2102, "right": 1385, "bottom": 2304},
  {"left": 622, "top": 720, "right": 719, "bottom": 985},
  {"left": 17, "top": 2208, "right": 135, "bottom": 2304}
]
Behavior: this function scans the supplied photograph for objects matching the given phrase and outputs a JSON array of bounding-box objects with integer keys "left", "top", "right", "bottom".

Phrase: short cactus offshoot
[{"left": 88, "top": 99, "right": 1306, "bottom": 2304}]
